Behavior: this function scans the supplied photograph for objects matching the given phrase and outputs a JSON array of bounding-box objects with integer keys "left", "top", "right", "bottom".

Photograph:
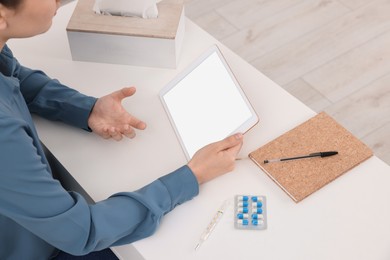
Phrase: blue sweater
[{"left": 0, "top": 45, "right": 199, "bottom": 259}]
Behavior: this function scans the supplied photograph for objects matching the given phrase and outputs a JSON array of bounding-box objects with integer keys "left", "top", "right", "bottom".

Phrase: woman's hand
[
  {"left": 88, "top": 87, "right": 146, "bottom": 141},
  {"left": 188, "top": 133, "right": 243, "bottom": 184}
]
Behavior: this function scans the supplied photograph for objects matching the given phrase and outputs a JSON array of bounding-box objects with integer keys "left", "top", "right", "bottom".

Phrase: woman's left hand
[{"left": 88, "top": 87, "right": 146, "bottom": 141}]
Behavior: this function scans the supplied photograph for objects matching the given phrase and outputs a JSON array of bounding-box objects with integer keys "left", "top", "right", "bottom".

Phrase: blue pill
[
  {"left": 237, "top": 213, "right": 248, "bottom": 219},
  {"left": 252, "top": 219, "right": 264, "bottom": 226},
  {"left": 238, "top": 196, "right": 249, "bottom": 201},
  {"left": 254, "top": 208, "right": 263, "bottom": 214},
  {"left": 251, "top": 213, "right": 264, "bottom": 219},
  {"left": 238, "top": 207, "right": 249, "bottom": 213},
  {"left": 251, "top": 196, "right": 264, "bottom": 202},
  {"left": 252, "top": 202, "right": 263, "bottom": 208},
  {"left": 237, "top": 219, "right": 249, "bottom": 225},
  {"left": 238, "top": 201, "right": 249, "bottom": 207}
]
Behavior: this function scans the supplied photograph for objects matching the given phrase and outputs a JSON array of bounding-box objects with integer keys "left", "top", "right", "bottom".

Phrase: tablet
[{"left": 160, "top": 45, "right": 259, "bottom": 160}]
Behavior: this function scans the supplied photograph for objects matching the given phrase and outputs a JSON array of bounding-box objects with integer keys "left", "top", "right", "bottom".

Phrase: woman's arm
[{"left": 0, "top": 115, "right": 198, "bottom": 255}]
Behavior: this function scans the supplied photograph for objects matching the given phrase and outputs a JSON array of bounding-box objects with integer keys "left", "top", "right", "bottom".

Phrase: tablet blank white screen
[{"left": 163, "top": 51, "right": 252, "bottom": 158}]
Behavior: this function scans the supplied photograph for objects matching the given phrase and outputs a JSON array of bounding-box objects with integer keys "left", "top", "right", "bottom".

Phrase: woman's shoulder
[{"left": 1, "top": 44, "right": 14, "bottom": 58}]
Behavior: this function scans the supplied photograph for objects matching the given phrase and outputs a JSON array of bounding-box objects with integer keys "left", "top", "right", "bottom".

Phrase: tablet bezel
[{"left": 159, "top": 45, "right": 259, "bottom": 160}]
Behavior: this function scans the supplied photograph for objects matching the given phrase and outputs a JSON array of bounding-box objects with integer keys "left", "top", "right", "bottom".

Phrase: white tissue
[{"left": 93, "top": 0, "right": 161, "bottom": 19}]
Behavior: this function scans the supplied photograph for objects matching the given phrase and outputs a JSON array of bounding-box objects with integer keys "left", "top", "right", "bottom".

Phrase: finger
[
  {"left": 122, "top": 124, "right": 136, "bottom": 139},
  {"left": 99, "top": 126, "right": 111, "bottom": 139},
  {"left": 114, "top": 87, "right": 137, "bottom": 102},
  {"left": 109, "top": 127, "right": 123, "bottom": 141},
  {"left": 226, "top": 138, "right": 243, "bottom": 158},
  {"left": 111, "top": 133, "right": 123, "bottom": 141},
  {"left": 217, "top": 133, "right": 243, "bottom": 151},
  {"left": 127, "top": 116, "right": 147, "bottom": 130}
]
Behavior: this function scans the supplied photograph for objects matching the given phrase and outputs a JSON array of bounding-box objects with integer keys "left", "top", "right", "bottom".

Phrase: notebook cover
[{"left": 249, "top": 112, "right": 373, "bottom": 202}]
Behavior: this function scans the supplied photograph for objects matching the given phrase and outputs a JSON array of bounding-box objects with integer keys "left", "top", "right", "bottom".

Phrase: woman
[{"left": 0, "top": 0, "right": 243, "bottom": 259}]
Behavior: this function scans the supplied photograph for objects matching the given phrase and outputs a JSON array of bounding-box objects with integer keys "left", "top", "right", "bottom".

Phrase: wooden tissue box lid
[{"left": 67, "top": 0, "right": 184, "bottom": 39}]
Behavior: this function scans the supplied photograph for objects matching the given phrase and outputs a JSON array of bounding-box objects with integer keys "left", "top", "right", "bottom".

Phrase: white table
[{"left": 9, "top": 2, "right": 390, "bottom": 260}]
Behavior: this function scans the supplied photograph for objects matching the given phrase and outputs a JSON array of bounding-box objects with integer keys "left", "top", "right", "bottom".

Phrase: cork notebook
[{"left": 249, "top": 112, "right": 373, "bottom": 202}]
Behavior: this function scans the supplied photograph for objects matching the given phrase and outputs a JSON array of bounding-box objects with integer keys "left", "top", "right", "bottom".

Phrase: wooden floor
[{"left": 185, "top": 0, "right": 390, "bottom": 165}]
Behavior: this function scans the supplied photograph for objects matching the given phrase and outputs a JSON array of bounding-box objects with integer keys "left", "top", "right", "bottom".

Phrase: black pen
[{"left": 264, "top": 151, "right": 338, "bottom": 164}]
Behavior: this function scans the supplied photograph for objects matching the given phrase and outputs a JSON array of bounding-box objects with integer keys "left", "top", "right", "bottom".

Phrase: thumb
[
  {"left": 217, "top": 133, "right": 243, "bottom": 151},
  {"left": 226, "top": 139, "right": 243, "bottom": 157},
  {"left": 113, "top": 87, "right": 136, "bottom": 102}
]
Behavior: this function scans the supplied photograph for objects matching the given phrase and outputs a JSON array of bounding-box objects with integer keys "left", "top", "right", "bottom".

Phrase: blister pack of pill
[{"left": 234, "top": 195, "right": 267, "bottom": 230}]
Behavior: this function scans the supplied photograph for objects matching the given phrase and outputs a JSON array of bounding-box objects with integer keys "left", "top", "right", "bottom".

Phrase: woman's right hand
[{"left": 187, "top": 133, "right": 243, "bottom": 185}]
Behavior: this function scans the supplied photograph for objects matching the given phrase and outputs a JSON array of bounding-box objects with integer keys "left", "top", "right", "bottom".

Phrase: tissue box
[{"left": 66, "top": 0, "right": 185, "bottom": 68}]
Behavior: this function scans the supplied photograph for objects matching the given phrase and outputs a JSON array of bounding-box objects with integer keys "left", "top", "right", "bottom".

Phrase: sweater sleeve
[
  {"left": 6, "top": 46, "right": 97, "bottom": 131},
  {"left": 0, "top": 115, "right": 199, "bottom": 255}
]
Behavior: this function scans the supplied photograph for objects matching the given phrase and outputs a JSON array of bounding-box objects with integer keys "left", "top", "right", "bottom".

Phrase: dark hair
[{"left": 0, "top": 0, "right": 23, "bottom": 9}]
